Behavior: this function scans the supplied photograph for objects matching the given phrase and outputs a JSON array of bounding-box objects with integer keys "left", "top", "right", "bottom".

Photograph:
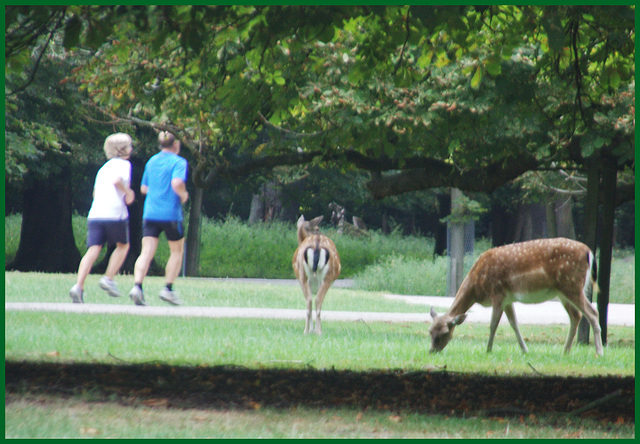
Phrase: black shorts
[
  {"left": 87, "top": 219, "right": 130, "bottom": 247},
  {"left": 142, "top": 220, "right": 185, "bottom": 241}
]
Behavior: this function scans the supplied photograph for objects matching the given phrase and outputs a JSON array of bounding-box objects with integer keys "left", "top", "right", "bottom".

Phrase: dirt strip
[{"left": 5, "top": 361, "right": 634, "bottom": 423}]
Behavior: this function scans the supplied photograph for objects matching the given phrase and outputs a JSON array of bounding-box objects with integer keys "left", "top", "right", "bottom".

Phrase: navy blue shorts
[
  {"left": 87, "top": 219, "right": 130, "bottom": 247},
  {"left": 142, "top": 220, "right": 184, "bottom": 241}
]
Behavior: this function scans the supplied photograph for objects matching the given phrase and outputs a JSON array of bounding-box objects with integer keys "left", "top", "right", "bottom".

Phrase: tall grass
[
  {"left": 5, "top": 213, "right": 435, "bottom": 278},
  {"left": 4, "top": 213, "right": 635, "bottom": 302},
  {"left": 197, "top": 215, "right": 436, "bottom": 278}
]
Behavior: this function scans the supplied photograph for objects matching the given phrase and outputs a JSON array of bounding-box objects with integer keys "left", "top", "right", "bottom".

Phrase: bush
[
  {"left": 196, "top": 215, "right": 435, "bottom": 279},
  {"left": 4, "top": 214, "right": 634, "bottom": 303},
  {"left": 198, "top": 216, "right": 296, "bottom": 278},
  {"left": 354, "top": 254, "right": 448, "bottom": 296},
  {"left": 354, "top": 239, "right": 491, "bottom": 296}
]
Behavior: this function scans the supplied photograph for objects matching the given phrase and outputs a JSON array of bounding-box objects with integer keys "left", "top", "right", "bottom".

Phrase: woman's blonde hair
[
  {"left": 104, "top": 133, "right": 132, "bottom": 159},
  {"left": 158, "top": 130, "right": 176, "bottom": 148}
]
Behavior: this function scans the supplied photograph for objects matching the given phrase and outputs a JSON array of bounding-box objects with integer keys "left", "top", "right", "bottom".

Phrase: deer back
[
  {"left": 444, "top": 238, "right": 594, "bottom": 316},
  {"left": 293, "top": 216, "right": 341, "bottom": 284}
]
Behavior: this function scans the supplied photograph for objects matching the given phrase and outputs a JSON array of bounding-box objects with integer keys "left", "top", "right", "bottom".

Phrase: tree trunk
[
  {"left": 545, "top": 203, "right": 557, "bottom": 238},
  {"left": 448, "top": 188, "right": 465, "bottom": 297},
  {"left": 554, "top": 196, "right": 576, "bottom": 239},
  {"left": 184, "top": 187, "right": 204, "bottom": 277},
  {"left": 248, "top": 193, "right": 264, "bottom": 225},
  {"left": 248, "top": 181, "right": 282, "bottom": 224},
  {"left": 434, "top": 192, "right": 450, "bottom": 256},
  {"left": 578, "top": 155, "right": 601, "bottom": 344},
  {"left": 7, "top": 170, "right": 81, "bottom": 272},
  {"left": 597, "top": 156, "right": 617, "bottom": 346}
]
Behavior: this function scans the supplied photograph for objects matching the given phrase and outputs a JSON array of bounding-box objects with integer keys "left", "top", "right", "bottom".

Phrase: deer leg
[
  {"left": 487, "top": 305, "right": 504, "bottom": 352},
  {"left": 584, "top": 305, "right": 604, "bottom": 357},
  {"left": 313, "top": 280, "right": 334, "bottom": 335},
  {"left": 560, "top": 293, "right": 603, "bottom": 356},
  {"left": 300, "top": 283, "right": 313, "bottom": 335},
  {"left": 576, "top": 297, "right": 604, "bottom": 357},
  {"left": 504, "top": 304, "right": 528, "bottom": 354},
  {"left": 560, "top": 301, "right": 581, "bottom": 354}
]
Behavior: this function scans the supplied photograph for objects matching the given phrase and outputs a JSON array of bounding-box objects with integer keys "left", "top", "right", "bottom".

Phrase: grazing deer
[
  {"left": 429, "top": 238, "right": 604, "bottom": 356},
  {"left": 292, "top": 215, "right": 341, "bottom": 334}
]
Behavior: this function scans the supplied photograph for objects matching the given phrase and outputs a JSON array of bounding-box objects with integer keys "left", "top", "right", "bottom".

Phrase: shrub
[{"left": 4, "top": 214, "right": 634, "bottom": 303}]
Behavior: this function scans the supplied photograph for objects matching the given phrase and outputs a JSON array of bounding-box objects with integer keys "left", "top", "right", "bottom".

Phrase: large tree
[
  {"left": 64, "top": 6, "right": 633, "bottom": 194},
  {"left": 6, "top": 6, "right": 634, "bottom": 274}
]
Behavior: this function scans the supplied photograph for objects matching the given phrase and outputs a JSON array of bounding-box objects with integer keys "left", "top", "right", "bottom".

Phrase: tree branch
[
  {"left": 364, "top": 153, "right": 540, "bottom": 199},
  {"left": 393, "top": 12, "right": 411, "bottom": 76},
  {"left": 6, "top": 10, "right": 66, "bottom": 97},
  {"left": 258, "top": 112, "right": 327, "bottom": 138}
]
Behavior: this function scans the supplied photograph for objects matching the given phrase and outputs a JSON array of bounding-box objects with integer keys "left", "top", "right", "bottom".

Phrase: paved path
[
  {"left": 5, "top": 294, "right": 634, "bottom": 327},
  {"left": 384, "top": 295, "right": 635, "bottom": 326}
]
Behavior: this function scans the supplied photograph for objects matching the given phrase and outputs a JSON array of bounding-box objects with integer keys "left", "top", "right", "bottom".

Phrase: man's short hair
[{"left": 158, "top": 131, "right": 176, "bottom": 148}]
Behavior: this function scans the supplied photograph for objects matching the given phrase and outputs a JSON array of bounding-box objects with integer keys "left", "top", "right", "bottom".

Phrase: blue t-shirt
[{"left": 141, "top": 151, "right": 188, "bottom": 221}]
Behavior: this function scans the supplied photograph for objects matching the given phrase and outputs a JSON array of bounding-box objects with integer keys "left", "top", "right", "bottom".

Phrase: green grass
[
  {"left": 5, "top": 213, "right": 436, "bottom": 279},
  {"left": 6, "top": 213, "right": 634, "bottom": 302},
  {"left": 5, "top": 271, "right": 635, "bottom": 438},
  {"left": 6, "top": 394, "right": 634, "bottom": 438},
  {"left": 5, "top": 272, "right": 635, "bottom": 377},
  {"left": 4, "top": 271, "right": 413, "bottom": 312},
  {"left": 5, "top": 310, "right": 634, "bottom": 376}
]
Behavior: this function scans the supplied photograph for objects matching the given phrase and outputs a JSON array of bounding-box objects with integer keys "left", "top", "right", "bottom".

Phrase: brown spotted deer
[
  {"left": 292, "top": 215, "right": 341, "bottom": 334},
  {"left": 429, "top": 238, "right": 604, "bottom": 356}
]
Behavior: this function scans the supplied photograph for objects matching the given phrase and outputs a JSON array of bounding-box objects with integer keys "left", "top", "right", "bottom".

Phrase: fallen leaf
[
  {"left": 80, "top": 427, "right": 100, "bottom": 436},
  {"left": 388, "top": 415, "right": 402, "bottom": 423},
  {"left": 248, "top": 401, "right": 262, "bottom": 410},
  {"left": 141, "top": 398, "right": 168, "bottom": 407},
  {"left": 46, "top": 351, "right": 60, "bottom": 357}
]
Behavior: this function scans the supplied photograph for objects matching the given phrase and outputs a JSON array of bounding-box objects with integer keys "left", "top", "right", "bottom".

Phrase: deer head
[
  {"left": 296, "top": 215, "right": 323, "bottom": 244},
  {"left": 429, "top": 307, "right": 467, "bottom": 353}
]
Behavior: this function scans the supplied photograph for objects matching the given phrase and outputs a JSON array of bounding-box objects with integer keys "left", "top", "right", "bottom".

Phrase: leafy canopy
[{"left": 6, "top": 5, "right": 634, "bottom": 198}]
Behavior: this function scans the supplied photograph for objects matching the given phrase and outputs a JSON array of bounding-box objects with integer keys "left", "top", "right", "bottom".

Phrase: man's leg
[
  {"left": 99, "top": 242, "right": 130, "bottom": 298},
  {"left": 158, "top": 237, "right": 185, "bottom": 305},
  {"left": 165, "top": 237, "right": 185, "bottom": 285},
  {"left": 130, "top": 236, "right": 159, "bottom": 305},
  {"left": 134, "top": 236, "right": 159, "bottom": 285}
]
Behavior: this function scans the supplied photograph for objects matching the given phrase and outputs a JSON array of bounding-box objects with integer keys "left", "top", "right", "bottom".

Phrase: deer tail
[
  {"left": 305, "top": 238, "right": 330, "bottom": 273},
  {"left": 584, "top": 251, "right": 599, "bottom": 301}
]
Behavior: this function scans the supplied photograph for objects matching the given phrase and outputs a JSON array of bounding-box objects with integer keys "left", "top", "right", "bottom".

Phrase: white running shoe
[
  {"left": 159, "top": 287, "right": 182, "bottom": 306},
  {"left": 129, "top": 286, "right": 147, "bottom": 306},
  {"left": 69, "top": 284, "right": 84, "bottom": 303},
  {"left": 99, "top": 276, "right": 122, "bottom": 298}
]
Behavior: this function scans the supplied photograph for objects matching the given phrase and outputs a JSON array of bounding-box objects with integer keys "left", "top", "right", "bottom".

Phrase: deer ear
[
  {"left": 430, "top": 307, "right": 439, "bottom": 320},
  {"left": 451, "top": 314, "right": 467, "bottom": 326},
  {"left": 310, "top": 215, "right": 324, "bottom": 226},
  {"left": 297, "top": 215, "right": 305, "bottom": 227}
]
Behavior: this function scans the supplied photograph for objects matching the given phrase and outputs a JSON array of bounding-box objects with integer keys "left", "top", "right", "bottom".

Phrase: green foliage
[
  {"left": 5, "top": 214, "right": 635, "bottom": 303},
  {"left": 355, "top": 254, "right": 446, "bottom": 296},
  {"left": 195, "top": 215, "right": 435, "bottom": 278},
  {"left": 21, "top": 4, "right": 628, "bottom": 196}
]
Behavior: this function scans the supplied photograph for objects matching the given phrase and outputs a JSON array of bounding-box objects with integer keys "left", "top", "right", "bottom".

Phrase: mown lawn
[{"left": 4, "top": 272, "right": 635, "bottom": 439}]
